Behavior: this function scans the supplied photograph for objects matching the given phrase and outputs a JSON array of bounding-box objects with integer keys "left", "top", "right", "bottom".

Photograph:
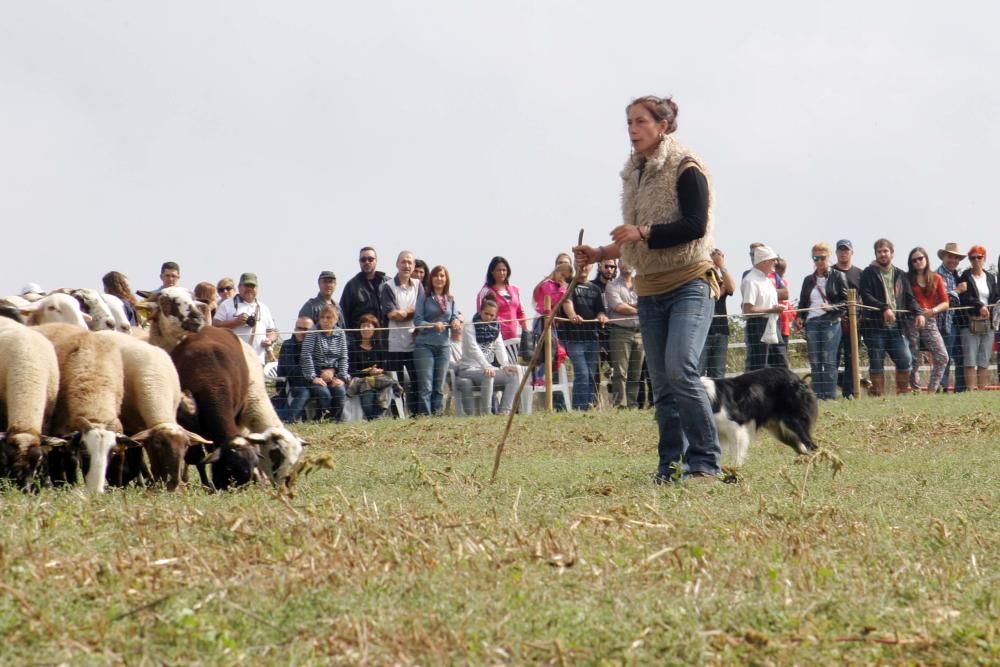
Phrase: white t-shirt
[
  {"left": 741, "top": 268, "right": 777, "bottom": 311},
  {"left": 385, "top": 277, "right": 420, "bottom": 353},
  {"left": 805, "top": 275, "right": 828, "bottom": 320},
  {"left": 214, "top": 296, "right": 276, "bottom": 363}
]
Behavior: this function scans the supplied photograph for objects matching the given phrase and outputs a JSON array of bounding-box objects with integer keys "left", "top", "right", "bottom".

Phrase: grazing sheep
[
  {"left": 35, "top": 323, "right": 128, "bottom": 493},
  {"left": 19, "top": 293, "right": 90, "bottom": 329},
  {"left": 0, "top": 318, "right": 64, "bottom": 488},
  {"left": 96, "top": 331, "right": 212, "bottom": 490},
  {"left": 170, "top": 327, "right": 256, "bottom": 490},
  {"left": 236, "top": 340, "right": 306, "bottom": 487},
  {"left": 141, "top": 287, "right": 206, "bottom": 353}
]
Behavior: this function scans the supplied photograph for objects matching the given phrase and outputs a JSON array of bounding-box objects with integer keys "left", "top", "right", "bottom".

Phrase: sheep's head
[
  {"left": 0, "top": 431, "right": 67, "bottom": 489},
  {"left": 69, "top": 288, "right": 116, "bottom": 331},
  {"left": 205, "top": 435, "right": 261, "bottom": 490},
  {"left": 19, "top": 293, "right": 90, "bottom": 328},
  {"left": 247, "top": 428, "right": 307, "bottom": 487},
  {"left": 142, "top": 287, "right": 206, "bottom": 351},
  {"left": 132, "top": 424, "right": 211, "bottom": 491}
]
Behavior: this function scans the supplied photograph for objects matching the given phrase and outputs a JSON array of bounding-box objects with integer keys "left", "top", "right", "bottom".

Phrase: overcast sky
[{"left": 2, "top": 1, "right": 997, "bottom": 333}]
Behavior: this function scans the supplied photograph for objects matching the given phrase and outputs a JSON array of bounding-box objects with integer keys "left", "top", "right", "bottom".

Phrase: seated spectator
[
  {"left": 457, "top": 296, "right": 521, "bottom": 415},
  {"left": 301, "top": 305, "right": 350, "bottom": 421},
  {"left": 274, "top": 316, "right": 315, "bottom": 422},
  {"left": 193, "top": 282, "right": 218, "bottom": 322},
  {"left": 214, "top": 272, "right": 279, "bottom": 364},
  {"left": 348, "top": 313, "right": 397, "bottom": 420},
  {"left": 299, "top": 270, "right": 346, "bottom": 328},
  {"left": 101, "top": 271, "right": 139, "bottom": 326},
  {"left": 414, "top": 265, "right": 462, "bottom": 416}
]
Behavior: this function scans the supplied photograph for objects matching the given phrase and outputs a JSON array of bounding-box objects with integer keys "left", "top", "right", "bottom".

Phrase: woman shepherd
[{"left": 575, "top": 95, "right": 721, "bottom": 483}]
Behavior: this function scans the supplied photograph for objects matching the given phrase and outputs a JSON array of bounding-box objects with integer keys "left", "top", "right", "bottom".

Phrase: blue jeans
[
  {"left": 638, "top": 280, "right": 720, "bottom": 479},
  {"left": 835, "top": 320, "right": 856, "bottom": 397},
  {"left": 941, "top": 327, "right": 966, "bottom": 391},
  {"left": 805, "top": 316, "right": 842, "bottom": 399},
  {"left": 563, "top": 337, "right": 600, "bottom": 411},
  {"left": 699, "top": 333, "right": 729, "bottom": 379},
  {"left": 413, "top": 343, "right": 451, "bottom": 415},
  {"left": 863, "top": 323, "right": 912, "bottom": 372},
  {"left": 310, "top": 383, "right": 346, "bottom": 421}
]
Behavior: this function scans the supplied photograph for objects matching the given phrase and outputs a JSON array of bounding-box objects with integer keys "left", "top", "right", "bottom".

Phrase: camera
[{"left": 245, "top": 314, "right": 257, "bottom": 328}]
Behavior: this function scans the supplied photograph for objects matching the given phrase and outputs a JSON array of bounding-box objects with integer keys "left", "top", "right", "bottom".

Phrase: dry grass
[{"left": 1, "top": 394, "right": 997, "bottom": 665}]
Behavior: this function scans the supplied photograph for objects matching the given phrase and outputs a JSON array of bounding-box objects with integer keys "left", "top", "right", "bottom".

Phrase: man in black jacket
[
  {"left": 859, "top": 238, "right": 915, "bottom": 396},
  {"left": 831, "top": 240, "right": 864, "bottom": 397},
  {"left": 339, "top": 246, "right": 388, "bottom": 339}
]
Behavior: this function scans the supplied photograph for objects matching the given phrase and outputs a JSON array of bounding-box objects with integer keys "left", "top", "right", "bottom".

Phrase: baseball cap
[
  {"left": 318, "top": 270, "right": 337, "bottom": 281},
  {"left": 836, "top": 239, "right": 853, "bottom": 250},
  {"left": 239, "top": 272, "right": 258, "bottom": 286},
  {"left": 20, "top": 282, "right": 44, "bottom": 296}
]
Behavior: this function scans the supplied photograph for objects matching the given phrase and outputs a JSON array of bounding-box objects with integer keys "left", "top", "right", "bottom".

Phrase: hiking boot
[{"left": 684, "top": 471, "right": 721, "bottom": 484}]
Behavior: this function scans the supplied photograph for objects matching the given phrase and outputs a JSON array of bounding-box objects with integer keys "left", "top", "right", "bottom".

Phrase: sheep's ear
[
  {"left": 182, "top": 429, "right": 212, "bottom": 445},
  {"left": 81, "top": 312, "right": 93, "bottom": 323},
  {"left": 40, "top": 436, "right": 68, "bottom": 451},
  {"left": 202, "top": 449, "right": 221, "bottom": 465},
  {"left": 130, "top": 429, "right": 154, "bottom": 443},
  {"left": 116, "top": 434, "right": 142, "bottom": 448},
  {"left": 245, "top": 433, "right": 269, "bottom": 445}
]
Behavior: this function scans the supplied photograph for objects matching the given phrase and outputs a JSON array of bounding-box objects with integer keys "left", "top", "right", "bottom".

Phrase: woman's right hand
[
  {"left": 573, "top": 245, "right": 598, "bottom": 264},
  {"left": 434, "top": 322, "right": 446, "bottom": 332},
  {"left": 484, "top": 367, "right": 496, "bottom": 378},
  {"left": 312, "top": 377, "right": 326, "bottom": 387}
]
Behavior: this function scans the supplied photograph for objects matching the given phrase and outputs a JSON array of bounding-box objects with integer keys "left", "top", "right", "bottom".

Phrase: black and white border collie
[{"left": 700, "top": 367, "right": 818, "bottom": 465}]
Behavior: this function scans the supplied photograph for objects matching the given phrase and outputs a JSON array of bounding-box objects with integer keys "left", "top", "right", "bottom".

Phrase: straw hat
[{"left": 937, "top": 243, "right": 966, "bottom": 260}]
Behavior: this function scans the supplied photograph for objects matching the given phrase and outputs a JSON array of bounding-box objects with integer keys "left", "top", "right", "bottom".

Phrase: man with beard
[{"left": 859, "top": 239, "right": 916, "bottom": 396}]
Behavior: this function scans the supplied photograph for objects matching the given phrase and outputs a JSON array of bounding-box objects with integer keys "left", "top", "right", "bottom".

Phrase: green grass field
[{"left": 1, "top": 394, "right": 997, "bottom": 665}]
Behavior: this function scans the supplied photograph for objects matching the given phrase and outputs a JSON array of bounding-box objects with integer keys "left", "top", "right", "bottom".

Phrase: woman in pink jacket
[{"left": 476, "top": 256, "right": 528, "bottom": 342}]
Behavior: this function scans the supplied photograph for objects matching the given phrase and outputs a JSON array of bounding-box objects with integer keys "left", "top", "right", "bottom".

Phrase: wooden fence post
[{"left": 848, "top": 288, "right": 861, "bottom": 397}]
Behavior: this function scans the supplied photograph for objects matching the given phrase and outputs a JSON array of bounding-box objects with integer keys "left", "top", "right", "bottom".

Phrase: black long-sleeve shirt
[{"left": 646, "top": 166, "right": 710, "bottom": 250}]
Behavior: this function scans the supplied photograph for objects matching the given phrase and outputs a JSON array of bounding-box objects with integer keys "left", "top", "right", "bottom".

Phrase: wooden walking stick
[{"left": 491, "top": 229, "right": 585, "bottom": 482}]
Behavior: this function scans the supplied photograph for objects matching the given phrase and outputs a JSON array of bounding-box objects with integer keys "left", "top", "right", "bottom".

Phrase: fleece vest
[{"left": 619, "top": 135, "right": 714, "bottom": 276}]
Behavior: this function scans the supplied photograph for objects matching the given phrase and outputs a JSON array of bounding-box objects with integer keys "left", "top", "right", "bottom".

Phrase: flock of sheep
[{"left": 0, "top": 287, "right": 305, "bottom": 493}]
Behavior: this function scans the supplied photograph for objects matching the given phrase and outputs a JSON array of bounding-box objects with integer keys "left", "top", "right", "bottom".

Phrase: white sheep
[
  {"left": 63, "top": 288, "right": 117, "bottom": 332},
  {"left": 36, "top": 323, "right": 127, "bottom": 493},
  {"left": 100, "top": 294, "right": 133, "bottom": 334},
  {"left": 19, "top": 293, "right": 90, "bottom": 329},
  {"left": 0, "top": 318, "right": 63, "bottom": 487},
  {"left": 238, "top": 339, "right": 306, "bottom": 487},
  {"left": 96, "top": 331, "right": 212, "bottom": 490}
]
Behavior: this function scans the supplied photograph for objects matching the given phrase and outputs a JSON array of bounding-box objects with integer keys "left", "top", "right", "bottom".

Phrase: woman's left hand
[
  {"left": 434, "top": 322, "right": 446, "bottom": 332},
  {"left": 610, "top": 224, "right": 642, "bottom": 245}
]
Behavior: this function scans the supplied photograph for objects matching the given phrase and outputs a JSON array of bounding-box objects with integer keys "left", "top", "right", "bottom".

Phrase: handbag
[
  {"left": 518, "top": 329, "right": 535, "bottom": 364},
  {"left": 968, "top": 316, "right": 989, "bottom": 335}
]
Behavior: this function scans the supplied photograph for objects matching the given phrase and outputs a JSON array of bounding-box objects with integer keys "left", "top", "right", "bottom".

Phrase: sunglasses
[
  {"left": 359, "top": 256, "right": 376, "bottom": 263},
  {"left": 970, "top": 255, "right": 985, "bottom": 260},
  {"left": 812, "top": 256, "right": 828, "bottom": 262},
  {"left": 294, "top": 326, "right": 310, "bottom": 332},
  {"left": 217, "top": 286, "right": 234, "bottom": 292},
  {"left": 912, "top": 256, "right": 927, "bottom": 262},
  {"left": 602, "top": 265, "right": 617, "bottom": 270}
]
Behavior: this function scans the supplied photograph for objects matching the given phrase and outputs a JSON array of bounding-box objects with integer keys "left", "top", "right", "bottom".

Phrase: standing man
[
  {"left": 605, "top": 260, "right": 644, "bottom": 408},
  {"left": 741, "top": 245, "right": 786, "bottom": 371},
  {"left": 831, "top": 239, "right": 864, "bottom": 398},
  {"left": 935, "top": 242, "right": 968, "bottom": 393},
  {"left": 700, "top": 248, "right": 735, "bottom": 378},
  {"left": 590, "top": 259, "right": 617, "bottom": 383},
  {"left": 299, "top": 270, "right": 346, "bottom": 329},
  {"left": 340, "top": 246, "right": 388, "bottom": 336},
  {"left": 153, "top": 261, "right": 181, "bottom": 294},
  {"left": 214, "top": 272, "right": 278, "bottom": 364},
  {"left": 380, "top": 251, "right": 423, "bottom": 413},
  {"left": 859, "top": 239, "right": 915, "bottom": 396}
]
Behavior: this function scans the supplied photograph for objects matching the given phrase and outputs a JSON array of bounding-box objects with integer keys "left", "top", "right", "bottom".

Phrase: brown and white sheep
[
  {"left": 140, "top": 287, "right": 206, "bottom": 353},
  {"left": 35, "top": 323, "right": 129, "bottom": 493},
  {"left": 95, "top": 331, "right": 211, "bottom": 490},
  {"left": 170, "top": 327, "right": 256, "bottom": 490},
  {"left": 0, "top": 318, "right": 64, "bottom": 488}
]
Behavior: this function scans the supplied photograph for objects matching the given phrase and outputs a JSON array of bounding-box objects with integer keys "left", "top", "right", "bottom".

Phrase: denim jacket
[{"left": 414, "top": 292, "right": 460, "bottom": 347}]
